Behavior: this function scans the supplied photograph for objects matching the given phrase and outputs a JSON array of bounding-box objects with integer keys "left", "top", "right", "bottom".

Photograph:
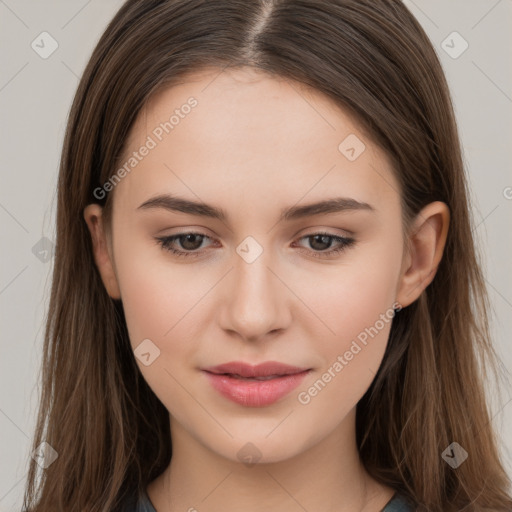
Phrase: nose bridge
[{"left": 219, "top": 237, "right": 289, "bottom": 340}]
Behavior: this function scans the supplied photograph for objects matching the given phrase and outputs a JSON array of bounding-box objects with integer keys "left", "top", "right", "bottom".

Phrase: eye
[
  {"left": 155, "top": 231, "right": 355, "bottom": 259},
  {"left": 156, "top": 232, "right": 214, "bottom": 259},
  {"left": 293, "top": 231, "right": 355, "bottom": 259}
]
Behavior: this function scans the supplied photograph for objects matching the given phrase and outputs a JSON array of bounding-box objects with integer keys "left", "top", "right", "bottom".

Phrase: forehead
[{"left": 113, "top": 66, "right": 400, "bottom": 217}]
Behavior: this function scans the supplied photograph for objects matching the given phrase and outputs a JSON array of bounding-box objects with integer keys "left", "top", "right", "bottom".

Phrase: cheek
[
  {"left": 294, "top": 268, "right": 399, "bottom": 421},
  {"left": 117, "top": 265, "right": 178, "bottom": 346},
  {"left": 293, "top": 235, "right": 402, "bottom": 390},
  {"left": 114, "top": 251, "right": 212, "bottom": 412},
  {"left": 298, "top": 241, "right": 400, "bottom": 340},
  {"left": 112, "top": 235, "right": 209, "bottom": 355}
]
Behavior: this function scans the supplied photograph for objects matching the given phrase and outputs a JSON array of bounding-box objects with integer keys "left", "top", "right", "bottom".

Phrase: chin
[{"left": 203, "top": 431, "right": 310, "bottom": 467}]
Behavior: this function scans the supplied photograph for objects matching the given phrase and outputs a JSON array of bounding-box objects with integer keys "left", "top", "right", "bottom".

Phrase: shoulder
[
  {"left": 381, "top": 491, "right": 416, "bottom": 511},
  {"left": 120, "top": 488, "right": 157, "bottom": 512},
  {"left": 122, "top": 488, "right": 414, "bottom": 512}
]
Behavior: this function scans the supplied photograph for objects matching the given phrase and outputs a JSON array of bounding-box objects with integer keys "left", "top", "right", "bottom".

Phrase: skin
[{"left": 84, "top": 66, "right": 449, "bottom": 512}]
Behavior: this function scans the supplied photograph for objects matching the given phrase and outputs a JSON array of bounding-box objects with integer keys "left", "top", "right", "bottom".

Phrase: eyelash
[{"left": 155, "top": 231, "right": 355, "bottom": 260}]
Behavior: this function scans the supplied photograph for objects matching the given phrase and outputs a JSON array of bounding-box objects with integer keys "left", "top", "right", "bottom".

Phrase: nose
[{"left": 217, "top": 244, "right": 291, "bottom": 342}]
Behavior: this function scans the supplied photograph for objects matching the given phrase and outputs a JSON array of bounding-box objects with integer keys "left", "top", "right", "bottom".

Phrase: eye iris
[
  {"left": 180, "top": 234, "right": 203, "bottom": 251},
  {"left": 309, "top": 234, "right": 332, "bottom": 251}
]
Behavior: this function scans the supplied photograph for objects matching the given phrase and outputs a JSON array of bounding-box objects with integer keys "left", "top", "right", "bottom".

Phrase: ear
[
  {"left": 396, "top": 201, "right": 450, "bottom": 308},
  {"left": 83, "top": 204, "right": 121, "bottom": 299}
]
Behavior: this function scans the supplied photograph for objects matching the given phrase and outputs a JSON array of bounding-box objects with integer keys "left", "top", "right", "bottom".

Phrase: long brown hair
[{"left": 22, "top": 1, "right": 512, "bottom": 511}]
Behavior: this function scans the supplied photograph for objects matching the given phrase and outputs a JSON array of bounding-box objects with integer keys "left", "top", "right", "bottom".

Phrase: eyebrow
[{"left": 137, "top": 194, "right": 375, "bottom": 222}]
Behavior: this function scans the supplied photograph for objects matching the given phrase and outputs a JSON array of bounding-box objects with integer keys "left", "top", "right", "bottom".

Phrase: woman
[{"left": 22, "top": 1, "right": 512, "bottom": 511}]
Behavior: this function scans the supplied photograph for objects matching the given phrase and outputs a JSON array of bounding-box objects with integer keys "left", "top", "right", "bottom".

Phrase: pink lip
[{"left": 201, "top": 361, "right": 311, "bottom": 407}]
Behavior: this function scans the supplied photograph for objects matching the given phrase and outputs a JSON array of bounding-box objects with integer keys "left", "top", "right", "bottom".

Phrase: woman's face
[{"left": 93, "top": 67, "right": 412, "bottom": 463}]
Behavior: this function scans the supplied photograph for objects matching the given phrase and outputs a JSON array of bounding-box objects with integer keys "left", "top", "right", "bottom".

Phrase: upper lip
[{"left": 202, "top": 361, "right": 310, "bottom": 378}]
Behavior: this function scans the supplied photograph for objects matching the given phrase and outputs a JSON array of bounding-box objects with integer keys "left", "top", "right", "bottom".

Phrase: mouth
[
  {"left": 202, "top": 360, "right": 311, "bottom": 378},
  {"left": 209, "top": 373, "right": 294, "bottom": 381},
  {"left": 201, "top": 361, "right": 312, "bottom": 407}
]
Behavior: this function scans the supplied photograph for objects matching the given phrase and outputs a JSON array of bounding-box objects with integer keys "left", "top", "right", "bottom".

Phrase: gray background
[{"left": 1, "top": 0, "right": 511, "bottom": 509}]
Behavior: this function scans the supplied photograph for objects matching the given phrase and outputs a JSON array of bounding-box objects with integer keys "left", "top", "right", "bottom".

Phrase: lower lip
[{"left": 203, "top": 370, "right": 311, "bottom": 407}]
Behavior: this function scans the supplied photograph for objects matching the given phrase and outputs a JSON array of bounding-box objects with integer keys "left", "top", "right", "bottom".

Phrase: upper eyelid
[{"left": 158, "top": 226, "right": 353, "bottom": 239}]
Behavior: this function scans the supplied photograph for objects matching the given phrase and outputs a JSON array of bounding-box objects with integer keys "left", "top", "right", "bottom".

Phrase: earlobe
[
  {"left": 396, "top": 201, "right": 450, "bottom": 308},
  {"left": 83, "top": 204, "right": 121, "bottom": 300}
]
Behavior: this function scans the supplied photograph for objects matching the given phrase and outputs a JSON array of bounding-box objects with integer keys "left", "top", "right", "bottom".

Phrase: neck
[{"left": 147, "top": 408, "right": 395, "bottom": 512}]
